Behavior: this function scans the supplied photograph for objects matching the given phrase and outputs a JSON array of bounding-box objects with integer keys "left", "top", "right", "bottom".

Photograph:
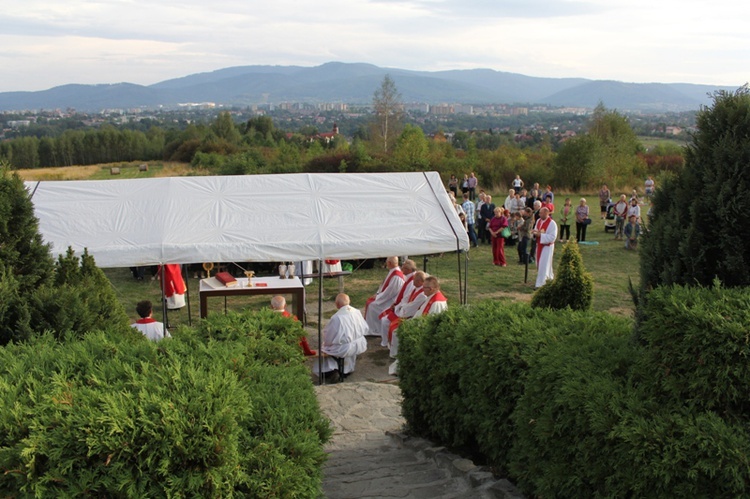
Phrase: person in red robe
[
  {"left": 364, "top": 256, "right": 405, "bottom": 342},
  {"left": 159, "top": 264, "right": 186, "bottom": 309}
]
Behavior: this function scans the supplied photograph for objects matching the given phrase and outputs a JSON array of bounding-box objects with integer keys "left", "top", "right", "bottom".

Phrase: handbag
[
  {"left": 501, "top": 227, "right": 511, "bottom": 238},
  {"left": 584, "top": 218, "right": 592, "bottom": 225}
]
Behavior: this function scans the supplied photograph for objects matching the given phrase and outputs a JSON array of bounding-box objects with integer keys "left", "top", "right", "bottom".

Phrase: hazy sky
[{"left": 1, "top": 0, "right": 748, "bottom": 93}]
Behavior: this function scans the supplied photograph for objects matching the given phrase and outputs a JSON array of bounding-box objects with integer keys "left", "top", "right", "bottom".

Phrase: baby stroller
[{"left": 604, "top": 203, "right": 617, "bottom": 233}]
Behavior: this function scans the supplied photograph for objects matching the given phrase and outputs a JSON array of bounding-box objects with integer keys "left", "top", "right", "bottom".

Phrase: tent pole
[
  {"left": 183, "top": 264, "right": 192, "bottom": 326},
  {"left": 317, "top": 259, "right": 324, "bottom": 386},
  {"left": 160, "top": 263, "right": 168, "bottom": 335},
  {"left": 463, "top": 251, "right": 469, "bottom": 305},
  {"left": 455, "top": 249, "right": 463, "bottom": 305}
]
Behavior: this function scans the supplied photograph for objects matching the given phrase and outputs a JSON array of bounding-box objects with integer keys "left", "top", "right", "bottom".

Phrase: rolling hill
[{"left": 0, "top": 62, "right": 737, "bottom": 112}]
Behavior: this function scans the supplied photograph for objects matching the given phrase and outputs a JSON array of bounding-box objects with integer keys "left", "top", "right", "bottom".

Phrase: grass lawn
[
  {"left": 16, "top": 161, "right": 193, "bottom": 181},
  {"left": 22, "top": 164, "right": 643, "bottom": 325},
  {"left": 106, "top": 214, "right": 642, "bottom": 328},
  {"left": 638, "top": 135, "right": 689, "bottom": 151}
]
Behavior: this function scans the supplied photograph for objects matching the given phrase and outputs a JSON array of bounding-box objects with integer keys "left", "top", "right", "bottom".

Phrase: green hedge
[
  {"left": 399, "top": 292, "right": 750, "bottom": 496},
  {"left": 509, "top": 323, "right": 637, "bottom": 497},
  {"left": 399, "top": 301, "right": 630, "bottom": 469},
  {"left": 0, "top": 311, "right": 330, "bottom": 497},
  {"left": 635, "top": 283, "right": 750, "bottom": 418}
]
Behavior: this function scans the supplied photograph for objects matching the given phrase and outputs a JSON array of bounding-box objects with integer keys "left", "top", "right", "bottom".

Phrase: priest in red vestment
[
  {"left": 364, "top": 256, "right": 405, "bottom": 341},
  {"left": 389, "top": 276, "right": 447, "bottom": 376},
  {"left": 160, "top": 264, "right": 186, "bottom": 309},
  {"left": 532, "top": 207, "right": 558, "bottom": 289}
]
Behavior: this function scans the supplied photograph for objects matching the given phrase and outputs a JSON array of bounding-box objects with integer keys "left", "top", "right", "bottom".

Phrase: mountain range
[{"left": 0, "top": 62, "right": 738, "bottom": 113}]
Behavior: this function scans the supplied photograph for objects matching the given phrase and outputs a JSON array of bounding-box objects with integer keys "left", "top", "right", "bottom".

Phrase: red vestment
[
  {"left": 535, "top": 217, "right": 553, "bottom": 266},
  {"left": 421, "top": 291, "right": 448, "bottom": 315}
]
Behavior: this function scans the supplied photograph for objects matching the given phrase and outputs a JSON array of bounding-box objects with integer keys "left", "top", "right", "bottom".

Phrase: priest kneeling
[{"left": 313, "top": 293, "right": 369, "bottom": 383}]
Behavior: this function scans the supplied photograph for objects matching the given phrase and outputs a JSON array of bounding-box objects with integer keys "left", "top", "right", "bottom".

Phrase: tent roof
[{"left": 26, "top": 172, "right": 469, "bottom": 268}]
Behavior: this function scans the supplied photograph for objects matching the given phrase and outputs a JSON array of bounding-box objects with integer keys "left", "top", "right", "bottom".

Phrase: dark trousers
[
  {"left": 576, "top": 222, "right": 588, "bottom": 242},
  {"left": 559, "top": 224, "right": 570, "bottom": 240},
  {"left": 518, "top": 236, "right": 529, "bottom": 263},
  {"left": 477, "top": 219, "right": 487, "bottom": 243},
  {"left": 528, "top": 237, "right": 536, "bottom": 263}
]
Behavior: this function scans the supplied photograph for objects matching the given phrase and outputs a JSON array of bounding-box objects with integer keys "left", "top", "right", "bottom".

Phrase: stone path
[{"left": 315, "top": 382, "right": 524, "bottom": 499}]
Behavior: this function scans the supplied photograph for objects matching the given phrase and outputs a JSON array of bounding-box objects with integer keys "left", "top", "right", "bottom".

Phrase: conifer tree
[
  {"left": 640, "top": 86, "right": 750, "bottom": 288},
  {"left": 0, "top": 166, "right": 53, "bottom": 344},
  {"left": 0, "top": 166, "right": 128, "bottom": 345},
  {"left": 531, "top": 241, "right": 593, "bottom": 311},
  {"left": 0, "top": 165, "right": 54, "bottom": 292}
]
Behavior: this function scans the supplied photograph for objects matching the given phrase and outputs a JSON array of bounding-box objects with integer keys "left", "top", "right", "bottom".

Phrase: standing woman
[
  {"left": 488, "top": 207, "right": 509, "bottom": 266},
  {"left": 448, "top": 174, "right": 458, "bottom": 198},
  {"left": 598, "top": 184, "right": 611, "bottom": 219},
  {"left": 559, "top": 198, "right": 572, "bottom": 243},
  {"left": 575, "top": 198, "right": 590, "bottom": 242}
]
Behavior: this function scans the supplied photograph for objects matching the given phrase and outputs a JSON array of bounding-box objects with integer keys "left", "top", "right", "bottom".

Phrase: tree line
[{"left": 1, "top": 77, "right": 689, "bottom": 192}]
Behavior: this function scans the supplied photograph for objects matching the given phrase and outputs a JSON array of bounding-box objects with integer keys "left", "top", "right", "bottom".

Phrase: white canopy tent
[
  {"left": 26, "top": 171, "right": 470, "bottom": 384},
  {"left": 26, "top": 172, "right": 469, "bottom": 266}
]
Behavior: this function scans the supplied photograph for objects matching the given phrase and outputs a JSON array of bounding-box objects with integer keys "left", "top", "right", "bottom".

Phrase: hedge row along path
[{"left": 316, "top": 382, "right": 524, "bottom": 498}]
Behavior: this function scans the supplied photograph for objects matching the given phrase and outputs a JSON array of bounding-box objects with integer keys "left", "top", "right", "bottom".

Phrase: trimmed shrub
[
  {"left": 531, "top": 240, "right": 593, "bottom": 311},
  {"left": 634, "top": 282, "right": 750, "bottom": 418},
  {"left": 0, "top": 312, "right": 330, "bottom": 497},
  {"left": 612, "top": 404, "right": 750, "bottom": 497},
  {"left": 398, "top": 301, "right": 628, "bottom": 469},
  {"left": 509, "top": 323, "right": 637, "bottom": 497}
]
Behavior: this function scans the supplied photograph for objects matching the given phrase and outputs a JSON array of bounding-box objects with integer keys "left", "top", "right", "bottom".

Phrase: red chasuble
[
  {"left": 379, "top": 274, "right": 415, "bottom": 320},
  {"left": 535, "top": 217, "right": 553, "bottom": 265},
  {"left": 365, "top": 268, "right": 405, "bottom": 318},
  {"left": 160, "top": 264, "right": 186, "bottom": 297},
  {"left": 421, "top": 291, "right": 448, "bottom": 315}
]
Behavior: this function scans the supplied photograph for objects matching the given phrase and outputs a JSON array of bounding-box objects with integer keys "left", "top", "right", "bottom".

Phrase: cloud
[
  {"left": 0, "top": 0, "right": 747, "bottom": 91},
  {"left": 367, "top": 0, "right": 603, "bottom": 18}
]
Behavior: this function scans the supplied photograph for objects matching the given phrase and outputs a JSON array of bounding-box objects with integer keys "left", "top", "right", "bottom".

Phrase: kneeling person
[
  {"left": 131, "top": 300, "right": 171, "bottom": 342},
  {"left": 313, "top": 293, "right": 369, "bottom": 381}
]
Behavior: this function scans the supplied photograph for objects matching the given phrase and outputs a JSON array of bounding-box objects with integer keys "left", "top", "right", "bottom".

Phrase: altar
[{"left": 199, "top": 276, "right": 305, "bottom": 319}]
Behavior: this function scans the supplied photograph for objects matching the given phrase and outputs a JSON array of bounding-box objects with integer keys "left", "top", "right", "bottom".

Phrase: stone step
[{"left": 317, "top": 382, "right": 524, "bottom": 499}]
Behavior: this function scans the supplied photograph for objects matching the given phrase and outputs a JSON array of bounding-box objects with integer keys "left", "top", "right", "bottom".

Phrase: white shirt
[{"left": 131, "top": 319, "right": 171, "bottom": 341}]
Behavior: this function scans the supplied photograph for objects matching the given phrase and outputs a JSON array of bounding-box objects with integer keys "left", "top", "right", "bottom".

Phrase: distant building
[
  {"left": 7, "top": 120, "right": 31, "bottom": 128},
  {"left": 666, "top": 126, "right": 683, "bottom": 135},
  {"left": 430, "top": 104, "right": 454, "bottom": 115},
  {"left": 313, "top": 123, "right": 340, "bottom": 143}
]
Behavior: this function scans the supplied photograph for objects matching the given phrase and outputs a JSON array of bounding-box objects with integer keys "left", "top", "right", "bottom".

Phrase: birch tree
[{"left": 372, "top": 75, "right": 403, "bottom": 154}]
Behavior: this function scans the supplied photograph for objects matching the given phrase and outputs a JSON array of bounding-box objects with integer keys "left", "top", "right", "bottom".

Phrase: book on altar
[{"left": 215, "top": 272, "right": 239, "bottom": 287}]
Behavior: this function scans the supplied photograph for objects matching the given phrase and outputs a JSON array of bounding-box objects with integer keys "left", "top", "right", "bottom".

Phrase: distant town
[{"left": 1, "top": 99, "right": 695, "bottom": 149}]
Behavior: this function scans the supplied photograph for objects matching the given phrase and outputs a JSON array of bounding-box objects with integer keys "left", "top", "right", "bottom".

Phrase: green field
[
  {"left": 106, "top": 211, "right": 643, "bottom": 328},
  {"left": 638, "top": 135, "right": 689, "bottom": 151}
]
